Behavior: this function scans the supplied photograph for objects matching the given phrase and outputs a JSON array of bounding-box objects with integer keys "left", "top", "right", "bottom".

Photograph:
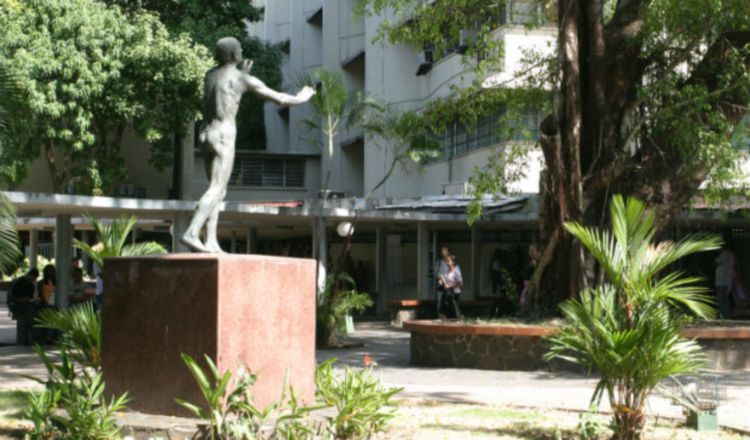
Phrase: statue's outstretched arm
[{"left": 243, "top": 75, "right": 315, "bottom": 106}]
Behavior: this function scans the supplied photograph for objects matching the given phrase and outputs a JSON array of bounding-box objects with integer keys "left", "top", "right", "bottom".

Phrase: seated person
[
  {"left": 9, "top": 268, "right": 39, "bottom": 308},
  {"left": 69, "top": 267, "right": 96, "bottom": 304},
  {"left": 8, "top": 268, "right": 39, "bottom": 345}
]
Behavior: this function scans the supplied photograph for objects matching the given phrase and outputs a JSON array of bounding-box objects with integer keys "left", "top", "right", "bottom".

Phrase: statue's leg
[
  {"left": 205, "top": 206, "right": 225, "bottom": 253},
  {"left": 181, "top": 127, "right": 234, "bottom": 253}
]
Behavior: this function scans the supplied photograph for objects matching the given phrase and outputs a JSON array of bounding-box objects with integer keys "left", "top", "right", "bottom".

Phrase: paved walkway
[
  {"left": 318, "top": 322, "right": 750, "bottom": 433},
  {"left": 1, "top": 310, "right": 748, "bottom": 433}
]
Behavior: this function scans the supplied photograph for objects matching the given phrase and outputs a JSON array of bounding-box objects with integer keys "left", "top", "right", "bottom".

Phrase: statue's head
[{"left": 215, "top": 37, "right": 242, "bottom": 65}]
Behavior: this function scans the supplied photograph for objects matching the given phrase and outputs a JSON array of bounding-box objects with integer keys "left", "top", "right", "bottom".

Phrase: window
[
  {"left": 229, "top": 157, "right": 306, "bottom": 188},
  {"left": 423, "top": 108, "right": 540, "bottom": 163}
]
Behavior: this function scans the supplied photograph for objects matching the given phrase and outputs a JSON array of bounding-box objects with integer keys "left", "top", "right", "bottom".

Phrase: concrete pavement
[{"left": 319, "top": 322, "right": 750, "bottom": 433}]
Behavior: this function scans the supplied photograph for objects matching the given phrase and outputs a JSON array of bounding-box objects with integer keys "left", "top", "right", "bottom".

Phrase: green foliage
[
  {"left": 545, "top": 196, "right": 721, "bottom": 439},
  {"left": 315, "top": 358, "right": 402, "bottom": 440},
  {"left": 175, "top": 354, "right": 232, "bottom": 439},
  {"left": 359, "top": 0, "right": 750, "bottom": 222},
  {"left": 177, "top": 354, "right": 400, "bottom": 440},
  {"left": 0, "top": 193, "right": 19, "bottom": 272},
  {"left": 302, "top": 69, "right": 384, "bottom": 195},
  {"left": 25, "top": 345, "right": 128, "bottom": 439},
  {"left": 35, "top": 302, "right": 102, "bottom": 370},
  {"left": 577, "top": 403, "right": 606, "bottom": 440},
  {"left": 0, "top": 0, "right": 211, "bottom": 193},
  {"left": 73, "top": 214, "right": 166, "bottom": 269},
  {"left": 176, "top": 353, "right": 322, "bottom": 440},
  {"left": 2, "top": 255, "right": 54, "bottom": 281},
  {"left": 109, "top": 0, "right": 262, "bottom": 49},
  {"left": 106, "top": 0, "right": 284, "bottom": 151},
  {"left": 317, "top": 273, "right": 373, "bottom": 347}
]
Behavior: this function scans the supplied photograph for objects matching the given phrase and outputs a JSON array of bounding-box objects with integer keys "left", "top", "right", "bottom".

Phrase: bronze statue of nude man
[{"left": 181, "top": 37, "right": 315, "bottom": 253}]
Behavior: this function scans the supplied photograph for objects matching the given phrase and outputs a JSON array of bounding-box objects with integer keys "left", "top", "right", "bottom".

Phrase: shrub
[
  {"left": 25, "top": 345, "right": 128, "bottom": 439},
  {"left": 176, "top": 353, "right": 321, "bottom": 440},
  {"left": 177, "top": 355, "right": 401, "bottom": 439},
  {"left": 315, "top": 358, "right": 401, "bottom": 439},
  {"left": 545, "top": 195, "right": 720, "bottom": 440},
  {"left": 317, "top": 273, "right": 373, "bottom": 347},
  {"left": 35, "top": 302, "right": 102, "bottom": 370}
]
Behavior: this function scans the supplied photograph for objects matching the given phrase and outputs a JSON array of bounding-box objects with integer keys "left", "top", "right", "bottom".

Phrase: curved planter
[{"left": 404, "top": 320, "right": 750, "bottom": 372}]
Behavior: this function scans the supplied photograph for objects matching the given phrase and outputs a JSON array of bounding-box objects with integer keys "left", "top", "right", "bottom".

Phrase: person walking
[
  {"left": 434, "top": 246, "right": 451, "bottom": 317},
  {"left": 438, "top": 255, "right": 463, "bottom": 319}
]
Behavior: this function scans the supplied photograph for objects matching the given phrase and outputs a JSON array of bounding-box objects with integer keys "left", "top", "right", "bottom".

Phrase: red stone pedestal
[{"left": 101, "top": 254, "right": 316, "bottom": 416}]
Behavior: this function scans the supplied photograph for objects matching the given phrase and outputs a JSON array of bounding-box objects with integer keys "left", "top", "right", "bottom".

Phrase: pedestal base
[{"left": 102, "top": 254, "right": 316, "bottom": 416}]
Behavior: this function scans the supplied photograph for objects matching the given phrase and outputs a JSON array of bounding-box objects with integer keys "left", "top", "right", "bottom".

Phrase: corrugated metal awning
[{"left": 377, "top": 195, "right": 527, "bottom": 214}]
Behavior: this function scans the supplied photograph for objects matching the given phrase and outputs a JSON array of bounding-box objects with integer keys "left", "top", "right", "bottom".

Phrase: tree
[
  {"left": 303, "top": 69, "right": 437, "bottom": 347},
  {"left": 107, "top": 0, "right": 285, "bottom": 151},
  {"left": 356, "top": 0, "right": 750, "bottom": 306},
  {"left": 0, "top": 0, "right": 211, "bottom": 194},
  {"left": 545, "top": 196, "right": 720, "bottom": 439}
]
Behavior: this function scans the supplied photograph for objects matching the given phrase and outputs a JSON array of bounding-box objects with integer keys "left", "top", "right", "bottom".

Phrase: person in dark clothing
[
  {"left": 8, "top": 268, "right": 39, "bottom": 345},
  {"left": 35, "top": 264, "right": 57, "bottom": 343}
]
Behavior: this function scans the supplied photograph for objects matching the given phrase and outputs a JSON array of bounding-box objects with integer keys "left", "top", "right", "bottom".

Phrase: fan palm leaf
[
  {"left": 547, "top": 195, "right": 719, "bottom": 440},
  {"left": 0, "top": 193, "right": 20, "bottom": 269},
  {"left": 73, "top": 214, "right": 166, "bottom": 269}
]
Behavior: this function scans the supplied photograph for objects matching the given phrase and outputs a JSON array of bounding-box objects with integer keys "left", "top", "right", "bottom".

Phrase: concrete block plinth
[{"left": 102, "top": 254, "right": 316, "bottom": 416}]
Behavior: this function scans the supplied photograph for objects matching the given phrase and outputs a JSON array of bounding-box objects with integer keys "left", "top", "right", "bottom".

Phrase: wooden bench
[{"left": 387, "top": 298, "right": 500, "bottom": 327}]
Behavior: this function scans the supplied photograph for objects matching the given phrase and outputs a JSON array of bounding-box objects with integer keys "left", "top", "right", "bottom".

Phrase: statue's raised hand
[
  {"left": 239, "top": 59, "right": 254, "bottom": 73},
  {"left": 296, "top": 86, "right": 316, "bottom": 102}
]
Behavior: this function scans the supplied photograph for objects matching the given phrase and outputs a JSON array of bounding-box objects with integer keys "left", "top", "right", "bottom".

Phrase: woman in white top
[{"left": 438, "top": 255, "right": 463, "bottom": 319}]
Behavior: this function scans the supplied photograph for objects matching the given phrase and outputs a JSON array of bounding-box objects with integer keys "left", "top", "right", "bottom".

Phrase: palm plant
[
  {"left": 0, "top": 194, "right": 19, "bottom": 271},
  {"left": 0, "top": 65, "right": 23, "bottom": 271},
  {"left": 545, "top": 195, "right": 720, "bottom": 440},
  {"left": 36, "top": 302, "right": 102, "bottom": 370},
  {"left": 301, "top": 69, "right": 383, "bottom": 201},
  {"left": 73, "top": 214, "right": 166, "bottom": 269}
]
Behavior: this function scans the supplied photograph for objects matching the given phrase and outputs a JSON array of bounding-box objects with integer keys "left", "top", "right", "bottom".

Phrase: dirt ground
[{"left": 378, "top": 400, "right": 750, "bottom": 440}]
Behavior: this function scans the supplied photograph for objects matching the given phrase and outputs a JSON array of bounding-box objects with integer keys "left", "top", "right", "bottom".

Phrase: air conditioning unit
[
  {"left": 318, "top": 189, "right": 345, "bottom": 199},
  {"left": 416, "top": 48, "right": 434, "bottom": 76},
  {"left": 457, "top": 29, "right": 477, "bottom": 54},
  {"left": 442, "top": 181, "right": 473, "bottom": 196}
]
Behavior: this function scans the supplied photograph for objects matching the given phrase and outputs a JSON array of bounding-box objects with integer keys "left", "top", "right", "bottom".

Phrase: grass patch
[
  {"left": 0, "top": 390, "right": 29, "bottom": 419},
  {"left": 383, "top": 401, "right": 747, "bottom": 439},
  {"left": 451, "top": 407, "right": 547, "bottom": 422}
]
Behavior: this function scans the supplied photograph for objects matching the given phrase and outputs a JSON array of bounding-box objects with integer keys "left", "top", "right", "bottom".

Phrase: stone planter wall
[
  {"left": 405, "top": 321, "right": 750, "bottom": 372},
  {"left": 411, "top": 331, "right": 557, "bottom": 371}
]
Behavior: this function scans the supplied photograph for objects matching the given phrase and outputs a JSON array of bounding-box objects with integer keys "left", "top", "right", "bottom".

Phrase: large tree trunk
[
  {"left": 43, "top": 142, "right": 64, "bottom": 194},
  {"left": 529, "top": 0, "right": 750, "bottom": 307}
]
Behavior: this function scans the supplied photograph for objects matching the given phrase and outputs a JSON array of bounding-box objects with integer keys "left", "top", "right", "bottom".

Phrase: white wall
[
  {"left": 249, "top": 2, "right": 556, "bottom": 201},
  {"left": 362, "top": 20, "right": 555, "bottom": 198},
  {"left": 15, "top": 127, "right": 172, "bottom": 198}
]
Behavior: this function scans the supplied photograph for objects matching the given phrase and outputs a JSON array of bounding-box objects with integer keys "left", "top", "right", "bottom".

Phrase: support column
[
  {"left": 172, "top": 212, "right": 191, "bottom": 253},
  {"left": 55, "top": 215, "right": 72, "bottom": 309},
  {"left": 471, "top": 226, "right": 482, "bottom": 299},
  {"left": 375, "top": 227, "right": 387, "bottom": 314},
  {"left": 230, "top": 230, "right": 237, "bottom": 253},
  {"left": 29, "top": 230, "right": 39, "bottom": 269},
  {"left": 313, "top": 217, "right": 328, "bottom": 301},
  {"left": 417, "top": 223, "right": 430, "bottom": 300},
  {"left": 246, "top": 228, "right": 258, "bottom": 254}
]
